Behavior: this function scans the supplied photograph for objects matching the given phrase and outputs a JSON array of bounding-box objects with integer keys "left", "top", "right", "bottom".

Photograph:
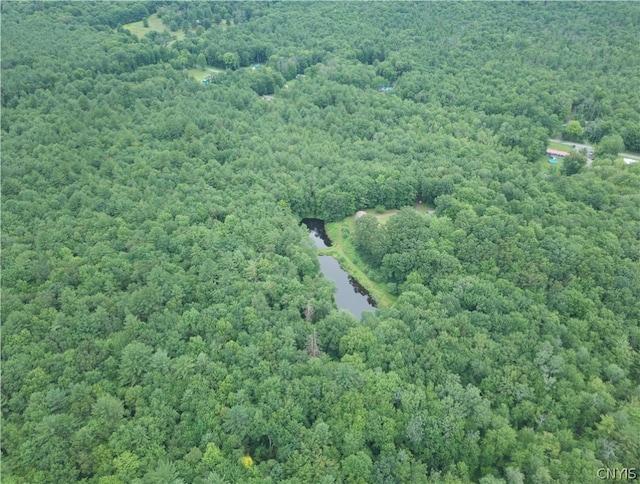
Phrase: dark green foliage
[
  {"left": 2, "top": 2, "right": 640, "bottom": 483},
  {"left": 354, "top": 215, "right": 385, "bottom": 267},
  {"left": 561, "top": 152, "right": 588, "bottom": 176}
]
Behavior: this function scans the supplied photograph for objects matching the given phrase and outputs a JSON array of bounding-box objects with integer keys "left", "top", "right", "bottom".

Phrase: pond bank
[
  {"left": 301, "top": 218, "right": 377, "bottom": 318},
  {"left": 321, "top": 219, "right": 397, "bottom": 310}
]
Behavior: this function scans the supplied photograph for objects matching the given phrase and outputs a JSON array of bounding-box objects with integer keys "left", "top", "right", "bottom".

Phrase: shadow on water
[
  {"left": 301, "top": 218, "right": 376, "bottom": 320},
  {"left": 301, "top": 218, "right": 332, "bottom": 249}
]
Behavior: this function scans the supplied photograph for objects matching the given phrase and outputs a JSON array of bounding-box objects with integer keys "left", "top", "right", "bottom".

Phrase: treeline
[
  {"left": 156, "top": 2, "right": 268, "bottom": 32},
  {"left": 1, "top": 1, "right": 151, "bottom": 28}
]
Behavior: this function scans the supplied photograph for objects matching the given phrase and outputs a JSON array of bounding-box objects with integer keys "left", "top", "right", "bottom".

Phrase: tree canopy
[{"left": 2, "top": 2, "right": 640, "bottom": 483}]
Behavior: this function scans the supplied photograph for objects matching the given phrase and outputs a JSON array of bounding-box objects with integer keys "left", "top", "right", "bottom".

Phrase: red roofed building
[{"left": 547, "top": 148, "right": 570, "bottom": 157}]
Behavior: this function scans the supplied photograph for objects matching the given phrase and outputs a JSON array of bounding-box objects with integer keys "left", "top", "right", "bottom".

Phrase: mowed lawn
[
  {"left": 548, "top": 140, "right": 572, "bottom": 152},
  {"left": 187, "top": 67, "right": 222, "bottom": 82},
  {"left": 361, "top": 203, "right": 435, "bottom": 225},
  {"left": 124, "top": 14, "right": 185, "bottom": 41}
]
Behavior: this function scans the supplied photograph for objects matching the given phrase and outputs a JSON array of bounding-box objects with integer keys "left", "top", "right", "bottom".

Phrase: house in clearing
[{"left": 547, "top": 148, "right": 570, "bottom": 157}]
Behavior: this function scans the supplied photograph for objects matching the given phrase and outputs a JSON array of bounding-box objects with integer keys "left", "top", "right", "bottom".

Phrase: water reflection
[
  {"left": 318, "top": 256, "right": 377, "bottom": 319},
  {"left": 301, "top": 218, "right": 376, "bottom": 319},
  {"left": 301, "top": 218, "right": 331, "bottom": 249}
]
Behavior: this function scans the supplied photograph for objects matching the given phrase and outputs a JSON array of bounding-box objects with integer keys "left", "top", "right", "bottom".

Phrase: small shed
[
  {"left": 355, "top": 211, "right": 367, "bottom": 220},
  {"left": 546, "top": 148, "right": 570, "bottom": 157}
]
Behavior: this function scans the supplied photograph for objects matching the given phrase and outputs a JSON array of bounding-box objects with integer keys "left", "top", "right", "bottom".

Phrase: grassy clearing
[
  {"left": 359, "top": 203, "right": 435, "bottom": 225},
  {"left": 124, "top": 14, "right": 185, "bottom": 41},
  {"left": 548, "top": 140, "right": 572, "bottom": 152},
  {"left": 187, "top": 69, "right": 210, "bottom": 82},
  {"left": 187, "top": 66, "right": 222, "bottom": 82},
  {"left": 542, "top": 142, "right": 572, "bottom": 172},
  {"left": 124, "top": 14, "right": 164, "bottom": 38},
  {"left": 363, "top": 208, "right": 399, "bottom": 224},
  {"left": 533, "top": 154, "right": 562, "bottom": 174}
]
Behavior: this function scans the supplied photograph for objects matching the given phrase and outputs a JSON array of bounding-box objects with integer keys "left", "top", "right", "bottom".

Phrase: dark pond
[
  {"left": 318, "top": 256, "right": 377, "bottom": 319},
  {"left": 301, "top": 218, "right": 331, "bottom": 249},
  {"left": 301, "top": 218, "right": 376, "bottom": 319}
]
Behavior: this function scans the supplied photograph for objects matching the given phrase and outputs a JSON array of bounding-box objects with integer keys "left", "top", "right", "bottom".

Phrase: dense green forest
[{"left": 2, "top": 2, "right": 639, "bottom": 483}]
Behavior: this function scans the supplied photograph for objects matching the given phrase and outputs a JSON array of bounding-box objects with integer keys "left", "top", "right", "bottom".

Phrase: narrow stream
[{"left": 301, "top": 218, "right": 376, "bottom": 320}]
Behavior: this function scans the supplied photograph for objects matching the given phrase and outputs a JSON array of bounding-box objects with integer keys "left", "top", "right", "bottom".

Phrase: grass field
[
  {"left": 532, "top": 151, "right": 561, "bottom": 172},
  {"left": 363, "top": 208, "right": 399, "bottom": 224},
  {"left": 540, "top": 141, "right": 571, "bottom": 172},
  {"left": 358, "top": 203, "right": 435, "bottom": 225},
  {"left": 187, "top": 67, "right": 222, "bottom": 82},
  {"left": 547, "top": 141, "right": 572, "bottom": 152},
  {"left": 124, "top": 14, "right": 185, "bottom": 41}
]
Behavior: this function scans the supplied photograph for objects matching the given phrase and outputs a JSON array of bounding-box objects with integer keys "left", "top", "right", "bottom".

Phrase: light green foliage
[
  {"left": 222, "top": 51, "right": 240, "bottom": 70},
  {"left": 563, "top": 120, "right": 584, "bottom": 141},
  {"left": 597, "top": 133, "right": 625, "bottom": 157}
]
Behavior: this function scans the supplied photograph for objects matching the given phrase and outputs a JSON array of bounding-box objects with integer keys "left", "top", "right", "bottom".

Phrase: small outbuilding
[
  {"left": 355, "top": 211, "right": 367, "bottom": 220},
  {"left": 547, "top": 148, "right": 570, "bottom": 157}
]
